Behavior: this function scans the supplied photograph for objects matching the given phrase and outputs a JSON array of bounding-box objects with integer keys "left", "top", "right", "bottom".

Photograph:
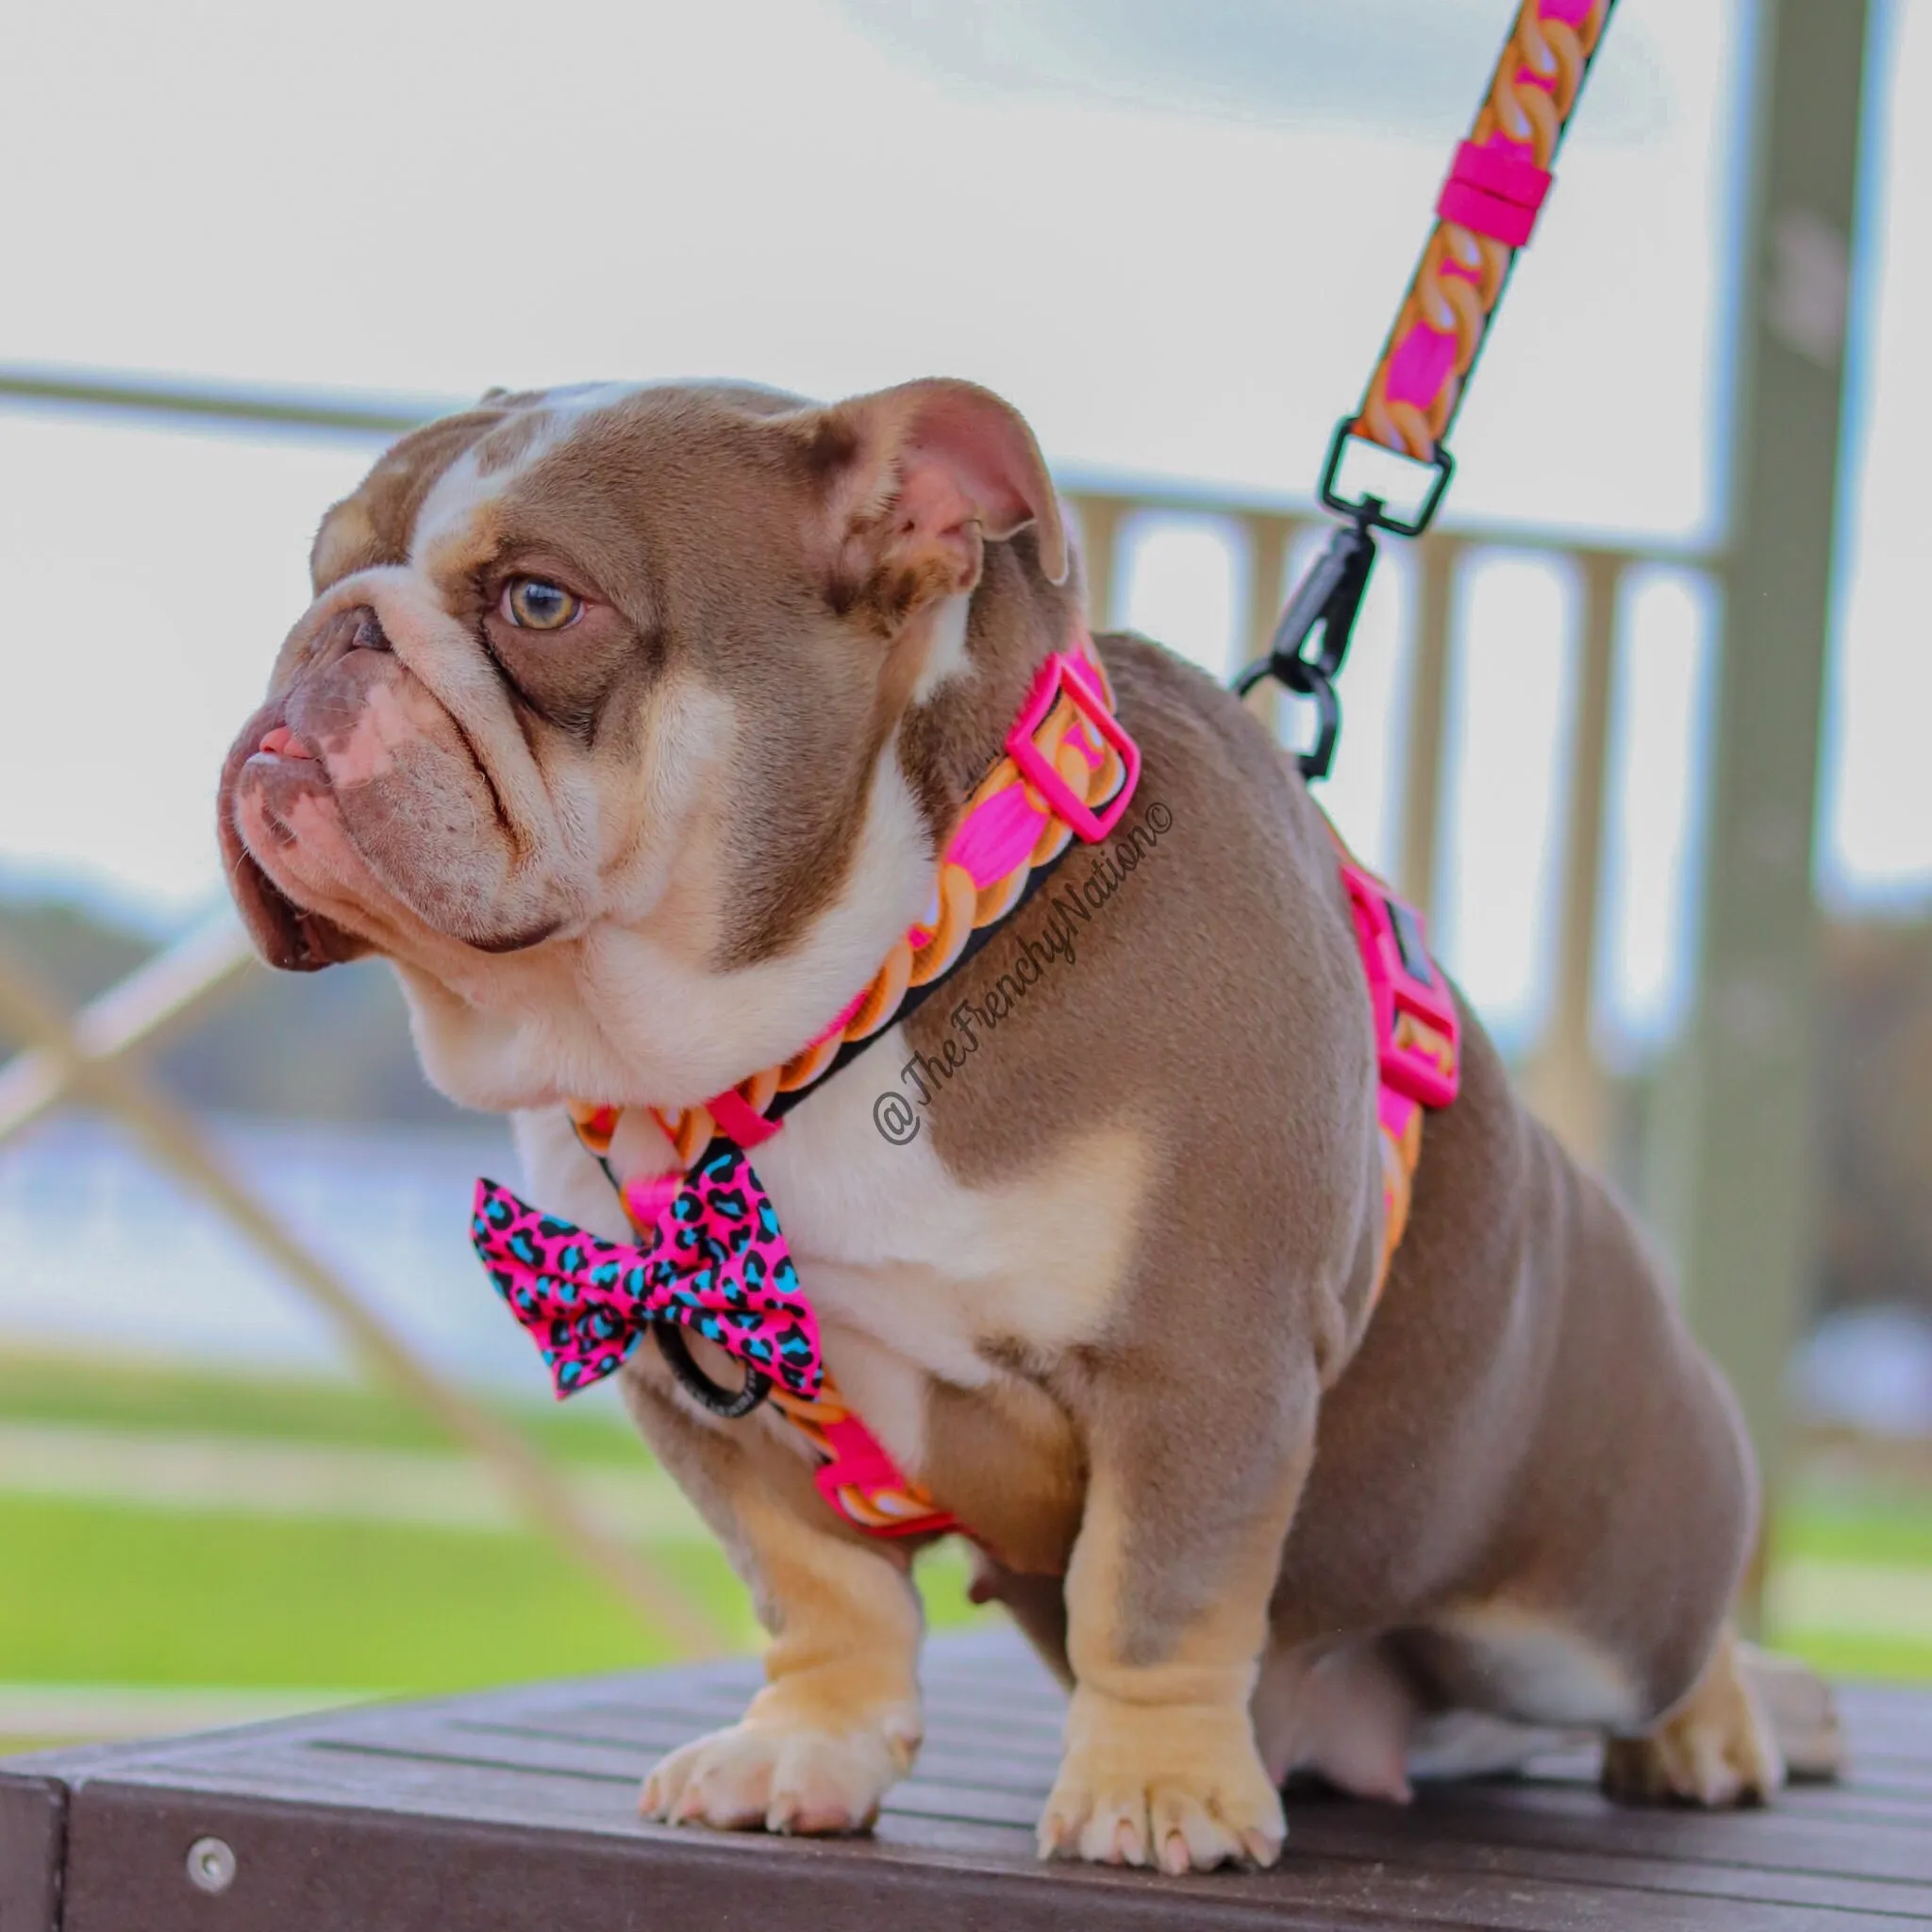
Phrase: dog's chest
[
  {"left": 512, "top": 1026, "right": 1142, "bottom": 1478},
  {"left": 750, "top": 1026, "right": 1141, "bottom": 1391}
]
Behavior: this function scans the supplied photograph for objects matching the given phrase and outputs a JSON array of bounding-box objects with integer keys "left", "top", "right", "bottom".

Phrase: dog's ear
[{"left": 792, "top": 379, "right": 1069, "bottom": 625}]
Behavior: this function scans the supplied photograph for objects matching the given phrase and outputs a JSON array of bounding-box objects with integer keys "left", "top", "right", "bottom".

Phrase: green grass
[
  {"left": 0, "top": 1343, "right": 994, "bottom": 1740},
  {"left": 1, "top": 1347, "right": 1924, "bottom": 1759},
  {"left": 0, "top": 1489, "right": 985, "bottom": 1754},
  {"left": 0, "top": 1494, "right": 741, "bottom": 1691},
  {"left": 0, "top": 1346, "right": 642, "bottom": 1465},
  {"left": 1776, "top": 1467, "right": 1932, "bottom": 1570},
  {"left": 1765, "top": 1466, "right": 1932, "bottom": 1682},
  {"left": 1774, "top": 1629, "right": 1932, "bottom": 1682}
]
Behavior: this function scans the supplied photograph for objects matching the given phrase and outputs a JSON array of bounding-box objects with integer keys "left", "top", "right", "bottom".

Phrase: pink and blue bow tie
[{"left": 471, "top": 1144, "right": 824, "bottom": 1403}]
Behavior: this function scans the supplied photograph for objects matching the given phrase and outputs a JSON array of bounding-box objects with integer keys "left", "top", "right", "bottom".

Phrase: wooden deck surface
[{"left": 4, "top": 1629, "right": 1928, "bottom": 1929}]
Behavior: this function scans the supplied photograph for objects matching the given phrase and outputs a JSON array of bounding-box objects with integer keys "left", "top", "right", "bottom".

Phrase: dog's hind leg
[
  {"left": 1738, "top": 1640, "right": 1843, "bottom": 1781},
  {"left": 1601, "top": 1624, "right": 1787, "bottom": 1807},
  {"left": 1255, "top": 1626, "right": 1601, "bottom": 1797}
]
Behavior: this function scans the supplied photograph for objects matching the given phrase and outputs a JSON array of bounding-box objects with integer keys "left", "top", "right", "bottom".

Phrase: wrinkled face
[{"left": 217, "top": 377, "right": 1069, "bottom": 1111}]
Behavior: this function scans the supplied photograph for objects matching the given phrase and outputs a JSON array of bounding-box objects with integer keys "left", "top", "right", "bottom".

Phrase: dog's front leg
[
  {"left": 635, "top": 1401, "right": 924, "bottom": 1836},
  {"left": 1040, "top": 1400, "right": 1311, "bottom": 1874}
]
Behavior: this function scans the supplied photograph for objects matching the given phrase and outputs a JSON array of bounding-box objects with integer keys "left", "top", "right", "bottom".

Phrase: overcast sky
[{"left": 0, "top": 0, "right": 1924, "bottom": 1053}]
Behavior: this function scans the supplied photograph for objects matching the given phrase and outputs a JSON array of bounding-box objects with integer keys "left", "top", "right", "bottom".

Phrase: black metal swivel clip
[
  {"left": 1234, "top": 510, "right": 1377, "bottom": 783},
  {"left": 1234, "top": 419, "right": 1454, "bottom": 782}
]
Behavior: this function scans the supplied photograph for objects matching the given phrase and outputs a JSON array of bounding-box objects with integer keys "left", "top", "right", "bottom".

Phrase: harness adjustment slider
[{"left": 1436, "top": 140, "right": 1555, "bottom": 250}]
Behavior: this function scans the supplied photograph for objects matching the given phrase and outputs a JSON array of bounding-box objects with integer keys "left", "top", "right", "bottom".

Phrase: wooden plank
[
  {"left": 48, "top": 1728, "right": 1932, "bottom": 1925},
  {"left": 1488, "top": 1740, "right": 1932, "bottom": 1805},
  {"left": 1279, "top": 1799, "right": 1932, "bottom": 1923},
  {"left": 319, "top": 1711, "right": 1932, "bottom": 1866},
  {"left": 1, "top": 1732, "right": 231, "bottom": 1932},
  {"left": 1409, "top": 1777, "right": 1932, "bottom": 1878},
  {"left": 421, "top": 1694, "right": 1069, "bottom": 1775},
  {"left": 0, "top": 1769, "right": 66, "bottom": 1932},
  {"left": 13, "top": 1635, "right": 1931, "bottom": 1931},
  {"left": 452, "top": 1703, "right": 1065, "bottom": 1769},
  {"left": 1820, "top": 1686, "right": 1932, "bottom": 1757},
  {"left": 57, "top": 1778, "right": 1913, "bottom": 1932},
  {"left": 1826, "top": 1682, "right": 1932, "bottom": 1720},
  {"left": 116, "top": 1714, "right": 1932, "bottom": 1915},
  {"left": 37, "top": 1727, "right": 1913, "bottom": 1931}
]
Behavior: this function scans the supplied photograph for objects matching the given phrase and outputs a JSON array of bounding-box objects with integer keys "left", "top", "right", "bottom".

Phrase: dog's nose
[{"left": 258, "top": 724, "right": 315, "bottom": 758}]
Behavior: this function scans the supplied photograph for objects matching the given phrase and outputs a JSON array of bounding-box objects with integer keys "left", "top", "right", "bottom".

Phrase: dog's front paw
[
  {"left": 1602, "top": 1635, "right": 1785, "bottom": 1808},
  {"left": 1038, "top": 1688, "right": 1285, "bottom": 1874},
  {"left": 641, "top": 1708, "right": 920, "bottom": 1836}
]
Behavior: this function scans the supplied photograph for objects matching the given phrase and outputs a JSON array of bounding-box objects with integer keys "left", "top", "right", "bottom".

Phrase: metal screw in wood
[{"left": 186, "top": 1837, "right": 237, "bottom": 1894}]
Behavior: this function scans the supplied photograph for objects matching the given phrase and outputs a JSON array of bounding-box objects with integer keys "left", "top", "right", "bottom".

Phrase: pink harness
[{"left": 473, "top": 638, "right": 1458, "bottom": 1544}]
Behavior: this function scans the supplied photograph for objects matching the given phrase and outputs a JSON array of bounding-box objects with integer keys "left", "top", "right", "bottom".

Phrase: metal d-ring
[{"left": 653, "top": 1323, "right": 773, "bottom": 1419}]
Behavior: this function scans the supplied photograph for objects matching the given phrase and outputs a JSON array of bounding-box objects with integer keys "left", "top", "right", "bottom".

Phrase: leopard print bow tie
[{"left": 471, "top": 1143, "right": 824, "bottom": 1404}]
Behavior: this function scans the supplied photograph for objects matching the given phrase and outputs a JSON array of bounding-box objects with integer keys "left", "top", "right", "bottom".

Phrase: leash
[{"left": 1237, "top": 0, "right": 1621, "bottom": 780}]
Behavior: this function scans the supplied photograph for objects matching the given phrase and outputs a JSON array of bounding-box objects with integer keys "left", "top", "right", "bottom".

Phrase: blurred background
[{"left": 2, "top": 0, "right": 1927, "bottom": 1754}]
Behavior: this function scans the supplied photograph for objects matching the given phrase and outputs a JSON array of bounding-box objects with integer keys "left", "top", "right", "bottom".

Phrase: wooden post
[
  {"left": 1067, "top": 494, "right": 1125, "bottom": 635},
  {"left": 1241, "top": 514, "right": 1298, "bottom": 662},
  {"left": 1523, "top": 552, "right": 1622, "bottom": 1168},
  {"left": 1239, "top": 512, "right": 1300, "bottom": 735},
  {"left": 1397, "top": 536, "right": 1457, "bottom": 922},
  {"left": 1671, "top": 0, "right": 1873, "bottom": 1584}
]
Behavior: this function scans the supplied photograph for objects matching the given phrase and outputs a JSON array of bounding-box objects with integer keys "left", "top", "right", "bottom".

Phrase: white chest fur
[{"left": 511, "top": 1025, "right": 1144, "bottom": 1478}]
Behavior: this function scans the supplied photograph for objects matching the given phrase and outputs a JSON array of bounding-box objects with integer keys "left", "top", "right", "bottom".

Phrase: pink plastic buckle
[
  {"left": 1005, "top": 650, "right": 1141, "bottom": 843},
  {"left": 1340, "top": 861, "right": 1460, "bottom": 1111}
]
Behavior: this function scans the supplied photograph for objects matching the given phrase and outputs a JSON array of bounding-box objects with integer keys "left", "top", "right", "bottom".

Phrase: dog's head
[{"left": 218, "top": 378, "right": 1072, "bottom": 1112}]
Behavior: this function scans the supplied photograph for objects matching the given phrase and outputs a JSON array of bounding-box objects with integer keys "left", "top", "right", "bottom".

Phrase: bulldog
[{"left": 218, "top": 376, "right": 1838, "bottom": 1875}]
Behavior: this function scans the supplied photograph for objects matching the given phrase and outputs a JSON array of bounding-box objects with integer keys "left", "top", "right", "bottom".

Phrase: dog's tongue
[{"left": 259, "top": 724, "right": 315, "bottom": 758}]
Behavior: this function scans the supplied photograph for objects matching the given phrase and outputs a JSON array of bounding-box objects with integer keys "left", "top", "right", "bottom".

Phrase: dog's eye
[{"left": 501, "top": 577, "right": 583, "bottom": 631}]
